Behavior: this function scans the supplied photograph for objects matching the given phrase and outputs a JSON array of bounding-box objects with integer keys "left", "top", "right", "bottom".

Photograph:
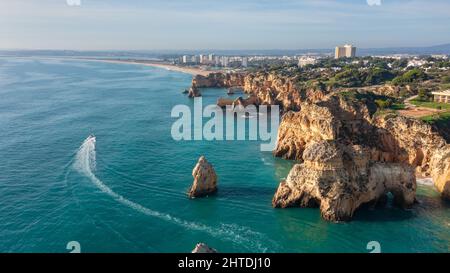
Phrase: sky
[{"left": 1, "top": 0, "right": 450, "bottom": 50}]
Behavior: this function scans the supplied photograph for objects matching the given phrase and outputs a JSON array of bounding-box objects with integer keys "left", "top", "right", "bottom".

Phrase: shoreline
[{"left": 83, "top": 58, "right": 217, "bottom": 76}]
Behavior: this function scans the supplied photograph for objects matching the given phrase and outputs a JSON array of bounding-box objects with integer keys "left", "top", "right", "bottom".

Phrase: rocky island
[{"left": 188, "top": 156, "right": 218, "bottom": 198}]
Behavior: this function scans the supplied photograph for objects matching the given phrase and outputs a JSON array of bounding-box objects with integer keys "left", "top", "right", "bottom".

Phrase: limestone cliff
[
  {"left": 273, "top": 94, "right": 376, "bottom": 160},
  {"left": 273, "top": 94, "right": 450, "bottom": 205},
  {"left": 243, "top": 72, "right": 327, "bottom": 111},
  {"left": 273, "top": 140, "right": 416, "bottom": 221},
  {"left": 192, "top": 73, "right": 245, "bottom": 88},
  {"left": 191, "top": 71, "right": 327, "bottom": 111}
]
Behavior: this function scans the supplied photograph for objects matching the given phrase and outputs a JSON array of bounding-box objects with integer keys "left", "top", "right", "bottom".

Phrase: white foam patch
[
  {"left": 417, "top": 178, "right": 434, "bottom": 186},
  {"left": 73, "top": 136, "right": 274, "bottom": 252}
]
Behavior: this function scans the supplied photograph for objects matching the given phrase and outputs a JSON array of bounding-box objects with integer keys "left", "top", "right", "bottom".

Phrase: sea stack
[
  {"left": 187, "top": 86, "right": 201, "bottom": 98},
  {"left": 188, "top": 156, "right": 218, "bottom": 198},
  {"left": 191, "top": 243, "right": 218, "bottom": 253}
]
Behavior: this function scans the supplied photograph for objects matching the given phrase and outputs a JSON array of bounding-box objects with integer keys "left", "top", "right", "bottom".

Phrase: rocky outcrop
[
  {"left": 273, "top": 93, "right": 450, "bottom": 204},
  {"left": 188, "top": 156, "right": 218, "bottom": 198},
  {"left": 187, "top": 86, "right": 201, "bottom": 98},
  {"left": 273, "top": 94, "right": 376, "bottom": 160},
  {"left": 217, "top": 95, "right": 259, "bottom": 108},
  {"left": 373, "top": 115, "right": 447, "bottom": 175},
  {"left": 192, "top": 73, "right": 245, "bottom": 88},
  {"left": 273, "top": 140, "right": 416, "bottom": 221},
  {"left": 430, "top": 148, "right": 450, "bottom": 199},
  {"left": 191, "top": 243, "right": 218, "bottom": 253},
  {"left": 191, "top": 71, "right": 327, "bottom": 112},
  {"left": 243, "top": 72, "right": 327, "bottom": 111}
]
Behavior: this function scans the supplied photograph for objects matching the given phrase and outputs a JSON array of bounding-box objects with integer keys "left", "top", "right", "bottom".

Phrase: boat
[{"left": 88, "top": 134, "right": 96, "bottom": 142}]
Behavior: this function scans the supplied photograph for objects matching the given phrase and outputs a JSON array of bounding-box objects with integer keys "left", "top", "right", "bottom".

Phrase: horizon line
[{"left": 1, "top": 43, "right": 450, "bottom": 53}]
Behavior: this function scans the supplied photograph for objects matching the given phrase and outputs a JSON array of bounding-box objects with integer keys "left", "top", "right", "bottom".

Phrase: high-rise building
[
  {"left": 199, "top": 54, "right": 206, "bottom": 64},
  {"left": 191, "top": 55, "right": 199, "bottom": 64},
  {"left": 221, "top": 56, "right": 229, "bottom": 67},
  {"left": 182, "top": 55, "right": 189, "bottom": 64},
  {"left": 335, "top": 44, "right": 356, "bottom": 59},
  {"left": 208, "top": 54, "right": 215, "bottom": 63},
  {"left": 214, "top": 56, "right": 220, "bottom": 66},
  {"left": 242, "top": 57, "right": 248, "bottom": 67}
]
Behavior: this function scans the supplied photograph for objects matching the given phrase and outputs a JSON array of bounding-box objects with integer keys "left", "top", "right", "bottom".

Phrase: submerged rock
[
  {"left": 191, "top": 243, "right": 218, "bottom": 253},
  {"left": 188, "top": 156, "right": 218, "bottom": 198}
]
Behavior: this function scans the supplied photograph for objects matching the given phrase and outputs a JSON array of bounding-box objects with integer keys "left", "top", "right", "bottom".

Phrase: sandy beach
[{"left": 87, "top": 59, "right": 216, "bottom": 76}]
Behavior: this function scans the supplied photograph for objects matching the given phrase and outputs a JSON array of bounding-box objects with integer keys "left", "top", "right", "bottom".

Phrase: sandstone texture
[
  {"left": 192, "top": 73, "right": 245, "bottom": 89},
  {"left": 273, "top": 93, "right": 450, "bottom": 212},
  {"left": 188, "top": 156, "right": 218, "bottom": 198},
  {"left": 189, "top": 72, "right": 450, "bottom": 211},
  {"left": 191, "top": 71, "right": 327, "bottom": 112},
  {"left": 273, "top": 140, "right": 416, "bottom": 221}
]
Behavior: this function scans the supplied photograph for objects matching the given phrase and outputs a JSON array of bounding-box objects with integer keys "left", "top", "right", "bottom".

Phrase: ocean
[{"left": 0, "top": 58, "right": 448, "bottom": 253}]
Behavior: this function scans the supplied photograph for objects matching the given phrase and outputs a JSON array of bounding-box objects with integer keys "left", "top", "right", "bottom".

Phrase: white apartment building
[{"left": 298, "top": 56, "right": 317, "bottom": 67}]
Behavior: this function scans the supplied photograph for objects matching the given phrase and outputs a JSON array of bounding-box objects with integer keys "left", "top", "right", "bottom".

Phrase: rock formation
[
  {"left": 187, "top": 86, "right": 201, "bottom": 98},
  {"left": 191, "top": 243, "right": 218, "bottom": 253},
  {"left": 192, "top": 73, "right": 245, "bottom": 88},
  {"left": 243, "top": 72, "right": 315, "bottom": 111},
  {"left": 216, "top": 95, "right": 259, "bottom": 108},
  {"left": 191, "top": 71, "right": 327, "bottom": 112},
  {"left": 273, "top": 140, "right": 416, "bottom": 221},
  {"left": 188, "top": 71, "right": 450, "bottom": 203},
  {"left": 188, "top": 156, "right": 218, "bottom": 198},
  {"left": 273, "top": 94, "right": 376, "bottom": 160},
  {"left": 273, "top": 93, "right": 450, "bottom": 208}
]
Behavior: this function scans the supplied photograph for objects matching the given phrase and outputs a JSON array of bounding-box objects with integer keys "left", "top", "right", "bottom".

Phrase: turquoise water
[{"left": 0, "top": 58, "right": 449, "bottom": 253}]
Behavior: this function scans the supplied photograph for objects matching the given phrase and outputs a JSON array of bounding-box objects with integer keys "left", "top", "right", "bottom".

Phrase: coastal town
[{"left": 110, "top": 45, "right": 450, "bottom": 123}]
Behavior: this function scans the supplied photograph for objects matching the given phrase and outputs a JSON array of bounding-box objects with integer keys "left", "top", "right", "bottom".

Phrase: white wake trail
[{"left": 73, "top": 136, "right": 273, "bottom": 252}]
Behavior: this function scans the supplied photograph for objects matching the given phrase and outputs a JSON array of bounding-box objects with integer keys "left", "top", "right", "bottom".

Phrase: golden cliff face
[
  {"left": 192, "top": 73, "right": 245, "bottom": 88},
  {"left": 374, "top": 115, "right": 450, "bottom": 199},
  {"left": 192, "top": 71, "right": 327, "bottom": 111},
  {"left": 273, "top": 95, "right": 375, "bottom": 160},
  {"left": 272, "top": 94, "right": 450, "bottom": 218},
  {"left": 272, "top": 140, "right": 416, "bottom": 222},
  {"left": 191, "top": 71, "right": 450, "bottom": 206},
  {"left": 243, "top": 72, "right": 326, "bottom": 111},
  {"left": 273, "top": 104, "right": 339, "bottom": 160}
]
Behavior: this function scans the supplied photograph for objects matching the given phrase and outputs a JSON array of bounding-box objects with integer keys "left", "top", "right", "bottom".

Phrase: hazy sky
[{"left": 1, "top": 0, "right": 450, "bottom": 50}]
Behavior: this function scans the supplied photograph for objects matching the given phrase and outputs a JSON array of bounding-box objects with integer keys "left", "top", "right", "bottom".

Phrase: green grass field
[
  {"left": 421, "top": 111, "right": 450, "bottom": 124},
  {"left": 410, "top": 99, "right": 450, "bottom": 110}
]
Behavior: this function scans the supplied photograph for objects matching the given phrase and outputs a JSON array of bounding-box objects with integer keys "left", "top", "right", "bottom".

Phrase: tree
[
  {"left": 375, "top": 99, "right": 393, "bottom": 110},
  {"left": 442, "top": 75, "right": 450, "bottom": 84},
  {"left": 418, "top": 88, "right": 429, "bottom": 101},
  {"left": 392, "top": 68, "right": 428, "bottom": 85}
]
